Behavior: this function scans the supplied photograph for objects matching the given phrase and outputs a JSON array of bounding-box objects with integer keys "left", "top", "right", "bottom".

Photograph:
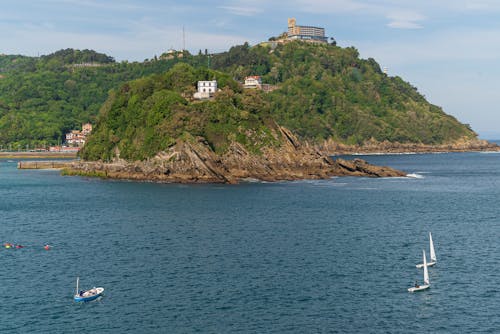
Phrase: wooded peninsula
[{"left": 1, "top": 42, "right": 497, "bottom": 182}]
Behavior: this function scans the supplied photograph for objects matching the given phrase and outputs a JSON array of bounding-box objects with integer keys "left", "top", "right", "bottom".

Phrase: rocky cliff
[{"left": 67, "top": 126, "right": 406, "bottom": 183}]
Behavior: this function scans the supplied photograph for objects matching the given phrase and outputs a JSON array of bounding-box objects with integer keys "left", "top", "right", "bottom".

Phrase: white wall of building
[{"left": 197, "top": 81, "right": 217, "bottom": 94}]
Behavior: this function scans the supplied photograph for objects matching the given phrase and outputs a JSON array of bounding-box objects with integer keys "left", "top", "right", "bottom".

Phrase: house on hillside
[
  {"left": 66, "top": 130, "right": 85, "bottom": 146},
  {"left": 194, "top": 80, "right": 217, "bottom": 99},
  {"left": 244, "top": 76, "right": 262, "bottom": 89},
  {"left": 65, "top": 123, "right": 93, "bottom": 146}
]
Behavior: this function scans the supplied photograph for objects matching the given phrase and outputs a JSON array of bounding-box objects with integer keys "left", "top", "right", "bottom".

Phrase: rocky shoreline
[
  {"left": 65, "top": 127, "right": 407, "bottom": 184},
  {"left": 63, "top": 131, "right": 500, "bottom": 184},
  {"left": 321, "top": 137, "right": 500, "bottom": 155}
]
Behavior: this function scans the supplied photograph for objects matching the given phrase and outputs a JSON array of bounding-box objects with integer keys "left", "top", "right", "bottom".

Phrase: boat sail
[
  {"left": 408, "top": 250, "right": 430, "bottom": 292},
  {"left": 416, "top": 232, "right": 436, "bottom": 268}
]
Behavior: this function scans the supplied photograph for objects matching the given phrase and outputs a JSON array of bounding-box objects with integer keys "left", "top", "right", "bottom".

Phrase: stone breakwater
[
  {"left": 18, "top": 161, "right": 75, "bottom": 169},
  {"left": 66, "top": 127, "right": 406, "bottom": 184},
  {"left": 1, "top": 152, "right": 77, "bottom": 159}
]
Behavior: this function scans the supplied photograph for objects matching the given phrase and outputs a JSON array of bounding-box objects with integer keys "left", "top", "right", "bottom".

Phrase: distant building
[
  {"left": 287, "top": 18, "right": 328, "bottom": 43},
  {"left": 194, "top": 80, "right": 217, "bottom": 99},
  {"left": 49, "top": 146, "right": 80, "bottom": 152},
  {"left": 244, "top": 76, "right": 262, "bottom": 89},
  {"left": 65, "top": 123, "right": 93, "bottom": 146},
  {"left": 160, "top": 48, "right": 184, "bottom": 60},
  {"left": 66, "top": 130, "right": 86, "bottom": 146},
  {"left": 82, "top": 123, "right": 93, "bottom": 135},
  {"left": 70, "top": 63, "right": 104, "bottom": 68}
]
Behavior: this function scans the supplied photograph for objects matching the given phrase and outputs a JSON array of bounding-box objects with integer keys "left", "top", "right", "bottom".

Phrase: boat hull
[
  {"left": 408, "top": 284, "right": 430, "bottom": 292},
  {"left": 416, "top": 261, "right": 436, "bottom": 268},
  {"left": 74, "top": 287, "right": 104, "bottom": 302}
]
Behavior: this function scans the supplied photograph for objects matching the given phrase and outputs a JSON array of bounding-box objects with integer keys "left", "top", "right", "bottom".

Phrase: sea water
[{"left": 0, "top": 151, "right": 499, "bottom": 333}]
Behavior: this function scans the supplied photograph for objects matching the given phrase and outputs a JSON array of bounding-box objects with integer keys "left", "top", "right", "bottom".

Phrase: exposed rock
[
  {"left": 334, "top": 158, "right": 406, "bottom": 177},
  {"left": 68, "top": 127, "right": 406, "bottom": 183},
  {"left": 321, "top": 137, "right": 500, "bottom": 155}
]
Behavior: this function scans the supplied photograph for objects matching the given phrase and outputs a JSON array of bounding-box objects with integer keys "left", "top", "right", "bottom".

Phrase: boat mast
[{"left": 76, "top": 277, "right": 79, "bottom": 295}]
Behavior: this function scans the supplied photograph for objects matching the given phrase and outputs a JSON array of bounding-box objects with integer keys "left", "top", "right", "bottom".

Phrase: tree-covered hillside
[
  {"left": 0, "top": 42, "right": 476, "bottom": 150},
  {"left": 210, "top": 42, "right": 474, "bottom": 144},
  {"left": 0, "top": 49, "right": 191, "bottom": 148},
  {"left": 80, "top": 64, "right": 277, "bottom": 161}
]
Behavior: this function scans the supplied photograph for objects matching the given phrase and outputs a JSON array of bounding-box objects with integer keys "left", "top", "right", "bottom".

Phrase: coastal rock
[
  {"left": 68, "top": 127, "right": 406, "bottom": 183},
  {"left": 321, "top": 137, "right": 500, "bottom": 155},
  {"left": 334, "top": 158, "right": 406, "bottom": 177}
]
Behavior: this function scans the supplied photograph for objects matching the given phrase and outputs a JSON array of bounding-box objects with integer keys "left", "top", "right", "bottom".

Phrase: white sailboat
[
  {"left": 408, "top": 250, "right": 430, "bottom": 292},
  {"left": 416, "top": 232, "right": 436, "bottom": 268},
  {"left": 74, "top": 277, "right": 104, "bottom": 302}
]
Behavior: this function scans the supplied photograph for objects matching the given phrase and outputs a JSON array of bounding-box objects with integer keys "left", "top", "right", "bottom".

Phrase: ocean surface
[{"left": 1, "top": 150, "right": 500, "bottom": 333}]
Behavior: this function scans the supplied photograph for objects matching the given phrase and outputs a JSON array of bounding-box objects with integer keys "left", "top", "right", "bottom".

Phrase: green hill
[
  {"left": 80, "top": 63, "right": 276, "bottom": 161},
  {"left": 0, "top": 49, "right": 185, "bottom": 148},
  {"left": 0, "top": 42, "right": 478, "bottom": 151},
  {"left": 210, "top": 42, "right": 475, "bottom": 145}
]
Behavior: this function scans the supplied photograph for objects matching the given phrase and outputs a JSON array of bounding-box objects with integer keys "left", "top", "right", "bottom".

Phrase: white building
[
  {"left": 244, "top": 76, "right": 262, "bottom": 89},
  {"left": 66, "top": 130, "right": 86, "bottom": 146},
  {"left": 65, "top": 123, "right": 93, "bottom": 146},
  {"left": 194, "top": 80, "right": 218, "bottom": 99}
]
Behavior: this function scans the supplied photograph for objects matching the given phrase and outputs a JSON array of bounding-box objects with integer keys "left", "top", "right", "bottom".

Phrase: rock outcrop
[{"left": 68, "top": 127, "right": 406, "bottom": 183}]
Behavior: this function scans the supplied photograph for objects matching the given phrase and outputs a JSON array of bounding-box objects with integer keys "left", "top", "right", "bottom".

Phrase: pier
[
  {"left": 17, "top": 161, "right": 75, "bottom": 169},
  {"left": 1, "top": 152, "right": 77, "bottom": 159}
]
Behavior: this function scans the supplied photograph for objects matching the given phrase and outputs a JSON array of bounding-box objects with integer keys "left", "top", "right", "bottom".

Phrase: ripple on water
[{"left": 1, "top": 153, "right": 500, "bottom": 332}]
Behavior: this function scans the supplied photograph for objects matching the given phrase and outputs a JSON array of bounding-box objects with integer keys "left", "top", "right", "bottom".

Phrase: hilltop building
[
  {"left": 287, "top": 18, "right": 328, "bottom": 43},
  {"left": 194, "top": 80, "right": 217, "bottom": 99},
  {"left": 261, "top": 18, "right": 332, "bottom": 49},
  {"left": 160, "top": 48, "right": 185, "bottom": 60}
]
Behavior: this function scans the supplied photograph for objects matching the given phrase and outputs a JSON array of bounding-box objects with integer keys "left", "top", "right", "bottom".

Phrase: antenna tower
[{"left": 183, "top": 26, "right": 186, "bottom": 51}]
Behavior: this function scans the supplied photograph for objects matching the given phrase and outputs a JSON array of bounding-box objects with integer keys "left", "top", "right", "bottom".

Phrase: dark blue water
[{"left": 1, "top": 151, "right": 500, "bottom": 333}]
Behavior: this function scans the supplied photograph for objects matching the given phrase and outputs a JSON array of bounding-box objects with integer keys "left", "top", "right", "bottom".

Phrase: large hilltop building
[{"left": 287, "top": 18, "right": 328, "bottom": 43}]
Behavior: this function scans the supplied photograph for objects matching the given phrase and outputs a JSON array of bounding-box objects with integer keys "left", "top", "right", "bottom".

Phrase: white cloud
[
  {"left": 386, "top": 10, "right": 425, "bottom": 29},
  {"left": 290, "top": 0, "right": 370, "bottom": 13},
  {"left": 218, "top": 5, "right": 262, "bottom": 16},
  {"left": 386, "top": 21, "right": 421, "bottom": 29},
  {"left": 44, "top": 0, "right": 146, "bottom": 11},
  {"left": 462, "top": 0, "right": 500, "bottom": 11},
  {"left": 289, "top": 0, "right": 427, "bottom": 29}
]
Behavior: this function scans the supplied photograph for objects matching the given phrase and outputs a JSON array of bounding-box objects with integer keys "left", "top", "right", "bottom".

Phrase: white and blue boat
[{"left": 74, "top": 277, "right": 104, "bottom": 302}]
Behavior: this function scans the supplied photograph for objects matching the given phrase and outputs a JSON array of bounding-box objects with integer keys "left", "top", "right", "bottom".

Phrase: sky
[{"left": 1, "top": 0, "right": 500, "bottom": 138}]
